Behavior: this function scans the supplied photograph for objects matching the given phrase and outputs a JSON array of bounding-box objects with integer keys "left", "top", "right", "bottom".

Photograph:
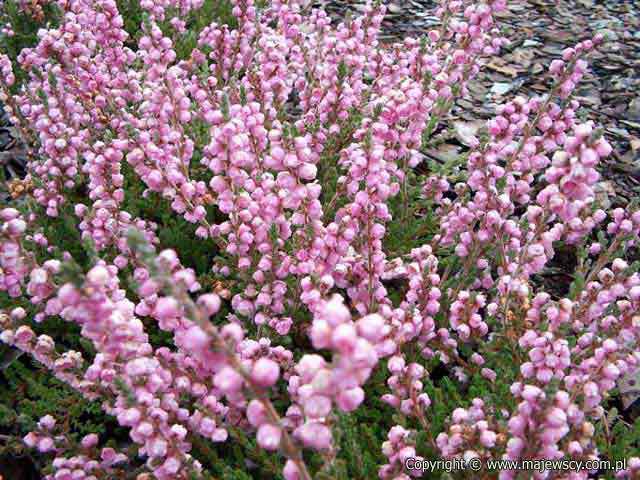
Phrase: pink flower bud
[
  {"left": 87, "top": 266, "right": 110, "bottom": 285},
  {"left": 283, "top": 460, "right": 301, "bottom": 480},
  {"left": 480, "top": 430, "right": 496, "bottom": 448},
  {"left": 310, "top": 320, "right": 332, "bottom": 349},
  {"left": 37, "top": 437, "right": 55, "bottom": 452},
  {"left": 304, "top": 395, "right": 332, "bottom": 418},
  {"left": 183, "top": 325, "right": 210, "bottom": 351},
  {"left": 356, "top": 314, "right": 386, "bottom": 342},
  {"left": 257, "top": 424, "right": 282, "bottom": 451},
  {"left": 574, "top": 123, "right": 592, "bottom": 139},
  {"left": 323, "top": 296, "right": 351, "bottom": 326},
  {"left": 220, "top": 323, "right": 244, "bottom": 343},
  {"left": 38, "top": 415, "right": 56, "bottom": 430},
  {"left": 171, "top": 424, "right": 187, "bottom": 441},
  {"left": 154, "top": 297, "right": 180, "bottom": 320},
  {"left": 336, "top": 387, "right": 364, "bottom": 412},
  {"left": 197, "top": 294, "right": 221, "bottom": 316},
  {"left": 298, "top": 163, "right": 317, "bottom": 180},
  {"left": 247, "top": 399, "right": 268, "bottom": 427},
  {"left": 148, "top": 438, "right": 168, "bottom": 458},
  {"left": 6, "top": 218, "right": 26, "bottom": 235},
  {"left": 295, "top": 422, "right": 332, "bottom": 450},
  {"left": 81, "top": 434, "right": 99, "bottom": 449},
  {"left": 331, "top": 323, "right": 357, "bottom": 353},
  {"left": 252, "top": 358, "right": 280, "bottom": 387},
  {"left": 546, "top": 407, "right": 567, "bottom": 428},
  {"left": 214, "top": 367, "right": 244, "bottom": 393},
  {"left": 23, "top": 432, "right": 38, "bottom": 448}
]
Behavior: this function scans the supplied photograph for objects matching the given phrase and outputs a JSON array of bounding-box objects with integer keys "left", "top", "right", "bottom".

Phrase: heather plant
[{"left": 1, "top": 0, "right": 640, "bottom": 479}]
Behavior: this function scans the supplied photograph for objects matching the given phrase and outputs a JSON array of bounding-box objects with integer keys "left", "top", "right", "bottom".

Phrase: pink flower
[
  {"left": 252, "top": 358, "right": 280, "bottom": 387},
  {"left": 257, "top": 424, "right": 282, "bottom": 451},
  {"left": 81, "top": 434, "right": 99, "bottom": 449},
  {"left": 214, "top": 367, "right": 244, "bottom": 394}
]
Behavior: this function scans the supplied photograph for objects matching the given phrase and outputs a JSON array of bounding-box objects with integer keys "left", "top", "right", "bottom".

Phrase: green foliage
[
  {"left": 0, "top": 358, "right": 118, "bottom": 439},
  {"left": 384, "top": 170, "right": 438, "bottom": 258},
  {"left": 595, "top": 409, "right": 640, "bottom": 479}
]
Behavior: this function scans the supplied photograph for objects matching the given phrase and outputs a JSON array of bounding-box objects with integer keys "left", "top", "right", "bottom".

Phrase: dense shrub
[{"left": 1, "top": 0, "right": 639, "bottom": 479}]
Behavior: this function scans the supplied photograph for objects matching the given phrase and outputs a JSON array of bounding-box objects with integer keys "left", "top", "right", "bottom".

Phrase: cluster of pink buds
[
  {"left": 421, "top": 176, "right": 450, "bottom": 204},
  {"left": 400, "top": 245, "right": 441, "bottom": 346},
  {"left": 616, "top": 458, "right": 640, "bottom": 479},
  {"left": 289, "top": 296, "right": 383, "bottom": 450},
  {"left": 232, "top": 357, "right": 282, "bottom": 451},
  {"left": 0, "top": 208, "right": 31, "bottom": 297},
  {"left": 379, "top": 425, "right": 423, "bottom": 479},
  {"left": 518, "top": 330, "right": 571, "bottom": 384},
  {"left": 44, "top": 445, "right": 131, "bottom": 480},
  {"left": 23, "top": 415, "right": 58, "bottom": 453},
  {"left": 550, "top": 37, "right": 603, "bottom": 99},
  {"left": 436, "top": 398, "right": 500, "bottom": 461},
  {"left": 28, "top": 429, "right": 134, "bottom": 480},
  {"left": 134, "top": 252, "right": 202, "bottom": 332},
  {"left": 449, "top": 290, "right": 488, "bottom": 341},
  {"left": 0, "top": 53, "right": 15, "bottom": 86},
  {"left": 1, "top": 24, "right": 15, "bottom": 38},
  {"left": 606, "top": 207, "right": 640, "bottom": 248},
  {"left": 382, "top": 355, "right": 431, "bottom": 418},
  {"left": 537, "top": 122, "right": 611, "bottom": 228},
  {"left": 502, "top": 384, "right": 597, "bottom": 477}
]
